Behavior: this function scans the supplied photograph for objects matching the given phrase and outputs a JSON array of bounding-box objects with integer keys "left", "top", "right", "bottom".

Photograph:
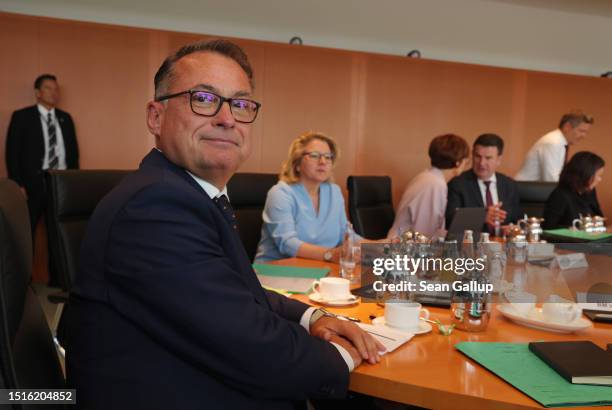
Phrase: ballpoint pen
[{"left": 336, "top": 314, "right": 361, "bottom": 322}]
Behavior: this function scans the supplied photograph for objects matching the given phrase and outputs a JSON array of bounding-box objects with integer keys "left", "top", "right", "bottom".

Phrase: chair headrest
[
  {"left": 227, "top": 173, "right": 278, "bottom": 207},
  {"left": 517, "top": 181, "right": 557, "bottom": 203},
  {"left": 46, "top": 170, "right": 132, "bottom": 217},
  {"left": 347, "top": 176, "right": 392, "bottom": 207}
]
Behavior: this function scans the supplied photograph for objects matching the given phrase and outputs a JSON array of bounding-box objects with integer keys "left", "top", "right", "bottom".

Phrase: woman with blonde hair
[{"left": 255, "top": 131, "right": 356, "bottom": 262}]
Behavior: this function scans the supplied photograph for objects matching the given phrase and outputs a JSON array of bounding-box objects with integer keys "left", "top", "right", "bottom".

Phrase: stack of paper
[
  {"left": 357, "top": 323, "right": 414, "bottom": 354},
  {"left": 576, "top": 291, "right": 612, "bottom": 312}
]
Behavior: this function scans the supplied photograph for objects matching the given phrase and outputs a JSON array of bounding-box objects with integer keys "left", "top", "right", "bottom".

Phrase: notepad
[
  {"left": 455, "top": 342, "right": 612, "bottom": 407},
  {"left": 357, "top": 323, "right": 413, "bottom": 354},
  {"left": 253, "top": 264, "right": 329, "bottom": 294},
  {"left": 529, "top": 341, "right": 612, "bottom": 386}
]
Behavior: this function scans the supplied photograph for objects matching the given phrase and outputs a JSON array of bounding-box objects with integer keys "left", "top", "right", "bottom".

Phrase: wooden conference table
[{"left": 270, "top": 258, "right": 612, "bottom": 410}]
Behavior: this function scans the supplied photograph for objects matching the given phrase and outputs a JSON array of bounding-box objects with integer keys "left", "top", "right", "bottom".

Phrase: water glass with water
[{"left": 340, "top": 245, "right": 359, "bottom": 281}]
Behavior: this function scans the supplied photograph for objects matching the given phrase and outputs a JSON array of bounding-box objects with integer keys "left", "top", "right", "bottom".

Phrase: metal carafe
[
  {"left": 518, "top": 215, "right": 544, "bottom": 242},
  {"left": 572, "top": 214, "right": 595, "bottom": 232}
]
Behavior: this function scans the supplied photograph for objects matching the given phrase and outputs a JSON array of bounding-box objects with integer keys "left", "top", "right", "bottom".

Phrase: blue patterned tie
[{"left": 213, "top": 195, "right": 238, "bottom": 231}]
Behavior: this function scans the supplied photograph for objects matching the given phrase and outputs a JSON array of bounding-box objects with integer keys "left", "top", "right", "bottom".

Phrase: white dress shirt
[
  {"left": 37, "top": 104, "right": 67, "bottom": 170},
  {"left": 515, "top": 129, "right": 567, "bottom": 182},
  {"left": 186, "top": 169, "right": 355, "bottom": 371},
  {"left": 477, "top": 173, "right": 499, "bottom": 206}
]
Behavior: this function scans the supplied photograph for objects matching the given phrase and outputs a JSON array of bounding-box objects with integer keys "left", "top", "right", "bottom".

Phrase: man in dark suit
[
  {"left": 5, "top": 74, "right": 79, "bottom": 233},
  {"left": 446, "top": 133, "right": 522, "bottom": 233},
  {"left": 67, "top": 39, "right": 382, "bottom": 409}
]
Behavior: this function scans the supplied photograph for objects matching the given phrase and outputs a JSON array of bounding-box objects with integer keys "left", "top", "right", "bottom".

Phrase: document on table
[
  {"left": 253, "top": 263, "right": 329, "bottom": 294},
  {"left": 576, "top": 291, "right": 612, "bottom": 312},
  {"left": 357, "top": 323, "right": 414, "bottom": 354},
  {"left": 456, "top": 342, "right": 612, "bottom": 407}
]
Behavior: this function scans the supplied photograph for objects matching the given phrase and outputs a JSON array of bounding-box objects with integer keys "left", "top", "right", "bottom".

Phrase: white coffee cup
[
  {"left": 542, "top": 295, "right": 582, "bottom": 323},
  {"left": 312, "top": 277, "right": 351, "bottom": 300},
  {"left": 384, "top": 300, "right": 429, "bottom": 330},
  {"left": 504, "top": 290, "right": 536, "bottom": 316}
]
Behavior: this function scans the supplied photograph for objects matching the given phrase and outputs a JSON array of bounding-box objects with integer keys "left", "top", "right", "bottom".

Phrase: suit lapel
[
  {"left": 143, "top": 150, "right": 271, "bottom": 308},
  {"left": 496, "top": 173, "right": 506, "bottom": 205},
  {"left": 468, "top": 171, "right": 484, "bottom": 207},
  {"left": 56, "top": 111, "right": 69, "bottom": 138},
  {"left": 30, "top": 105, "right": 45, "bottom": 149}
]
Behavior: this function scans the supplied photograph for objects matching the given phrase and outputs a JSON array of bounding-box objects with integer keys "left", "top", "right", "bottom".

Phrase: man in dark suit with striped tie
[
  {"left": 5, "top": 74, "right": 80, "bottom": 235},
  {"left": 445, "top": 133, "right": 522, "bottom": 234}
]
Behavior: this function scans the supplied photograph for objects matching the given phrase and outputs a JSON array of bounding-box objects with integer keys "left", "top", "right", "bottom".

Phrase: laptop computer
[{"left": 446, "top": 207, "right": 487, "bottom": 242}]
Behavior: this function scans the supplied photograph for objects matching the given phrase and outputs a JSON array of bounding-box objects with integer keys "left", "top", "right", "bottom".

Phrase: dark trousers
[{"left": 24, "top": 172, "right": 59, "bottom": 286}]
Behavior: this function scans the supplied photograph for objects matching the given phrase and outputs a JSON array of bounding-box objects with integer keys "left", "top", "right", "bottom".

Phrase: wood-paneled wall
[{"left": 2, "top": 11, "right": 612, "bottom": 217}]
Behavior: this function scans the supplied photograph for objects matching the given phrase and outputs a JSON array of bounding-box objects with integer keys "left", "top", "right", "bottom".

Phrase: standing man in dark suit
[
  {"left": 446, "top": 133, "right": 522, "bottom": 234},
  {"left": 5, "top": 74, "right": 80, "bottom": 233},
  {"left": 67, "top": 39, "right": 383, "bottom": 409}
]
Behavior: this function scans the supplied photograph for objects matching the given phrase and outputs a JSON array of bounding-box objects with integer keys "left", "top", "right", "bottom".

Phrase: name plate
[{"left": 553, "top": 253, "right": 588, "bottom": 270}]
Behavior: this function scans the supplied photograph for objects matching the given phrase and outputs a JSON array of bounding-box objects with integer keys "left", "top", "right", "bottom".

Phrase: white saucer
[
  {"left": 308, "top": 292, "right": 360, "bottom": 307},
  {"left": 371, "top": 317, "right": 432, "bottom": 335},
  {"left": 497, "top": 304, "right": 592, "bottom": 333}
]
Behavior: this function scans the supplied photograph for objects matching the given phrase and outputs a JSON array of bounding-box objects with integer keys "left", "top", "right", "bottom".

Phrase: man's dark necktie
[
  {"left": 47, "top": 112, "right": 59, "bottom": 169},
  {"left": 213, "top": 194, "right": 238, "bottom": 231},
  {"left": 484, "top": 180, "right": 495, "bottom": 235},
  {"left": 564, "top": 144, "right": 569, "bottom": 164}
]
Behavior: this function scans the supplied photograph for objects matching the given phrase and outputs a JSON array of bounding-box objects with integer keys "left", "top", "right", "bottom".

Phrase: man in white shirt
[
  {"left": 5, "top": 74, "right": 80, "bottom": 233},
  {"left": 515, "top": 111, "right": 594, "bottom": 182},
  {"left": 5, "top": 74, "right": 80, "bottom": 287}
]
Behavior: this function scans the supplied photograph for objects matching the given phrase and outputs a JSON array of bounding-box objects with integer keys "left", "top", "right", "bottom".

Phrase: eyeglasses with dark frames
[
  {"left": 302, "top": 151, "right": 335, "bottom": 162},
  {"left": 155, "top": 89, "right": 261, "bottom": 124}
]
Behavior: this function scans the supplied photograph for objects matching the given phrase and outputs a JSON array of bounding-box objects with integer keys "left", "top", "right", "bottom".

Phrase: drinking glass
[{"left": 340, "top": 245, "right": 360, "bottom": 282}]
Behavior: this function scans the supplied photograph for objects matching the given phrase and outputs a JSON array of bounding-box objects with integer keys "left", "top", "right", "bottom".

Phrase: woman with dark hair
[
  {"left": 387, "top": 133, "right": 469, "bottom": 238},
  {"left": 542, "top": 151, "right": 605, "bottom": 229}
]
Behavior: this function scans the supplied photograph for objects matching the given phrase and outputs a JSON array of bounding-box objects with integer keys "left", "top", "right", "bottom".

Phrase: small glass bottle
[
  {"left": 340, "top": 222, "right": 356, "bottom": 281},
  {"left": 462, "top": 229, "right": 475, "bottom": 258},
  {"left": 476, "top": 232, "right": 490, "bottom": 258},
  {"left": 494, "top": 216, "right": 502, "bottom": 238}
]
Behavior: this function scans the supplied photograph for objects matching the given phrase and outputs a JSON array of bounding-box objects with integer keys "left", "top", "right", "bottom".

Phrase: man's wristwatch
[
  {"left": 309, "top": 308, "right": 335, "bottom": 327},
  {"left": 323, "top": 249, "right": 333, "bottom": 261}
]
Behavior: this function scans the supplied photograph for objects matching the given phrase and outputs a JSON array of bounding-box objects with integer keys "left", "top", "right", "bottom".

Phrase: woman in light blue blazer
[{"left": 255, "top": 131, "right": 356, "bottom": 262}]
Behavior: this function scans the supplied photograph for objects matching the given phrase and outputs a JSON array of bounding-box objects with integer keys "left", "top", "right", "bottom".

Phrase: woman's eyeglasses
[{"left": 303, "top": 152, "right": 335, "bottom": 162}]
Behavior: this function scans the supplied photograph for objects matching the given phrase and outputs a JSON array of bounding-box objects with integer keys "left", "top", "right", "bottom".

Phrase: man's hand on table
[
  {"left": 311, "top": 316, "right": 385, "bottom": 365},
  {"left": 485, "top": 202, "right": 507, "bottom": 226}
]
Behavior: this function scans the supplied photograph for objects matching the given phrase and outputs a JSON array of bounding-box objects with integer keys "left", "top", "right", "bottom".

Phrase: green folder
[
  {"left": 253, "top": 264, "right": 329, "bottom": 294},
  {"left": 544, "top": 228, "right": 612, "bottom": 242},
  {"left": 455, "top": 342, "right": 612, "bottom": 407},
  {"left": 252, "top": 264, "right": 329, "bottom": 279}
]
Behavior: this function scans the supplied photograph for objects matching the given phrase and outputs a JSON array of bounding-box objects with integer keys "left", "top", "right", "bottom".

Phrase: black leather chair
[
  {"left": 45, "top": 169, "right": 132, "bottom": 349},
  {"left": 347, "top": 175, "right": 395, "bottom": 239},
  {"left": 517, "top": 181, "right": 557, "bottom": 218},
  {"left": 46, "top": 170, "right": 133, "bottom": 292},
  {"left": 0, "top": 179, "right": 66, "bottom": 409},
  {"left": 227, "top": 172, "right": 278, "bottom": 261}
]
